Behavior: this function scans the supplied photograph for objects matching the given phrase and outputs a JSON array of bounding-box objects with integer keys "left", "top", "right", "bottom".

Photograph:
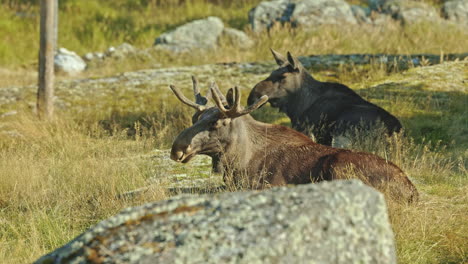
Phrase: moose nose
[
  {"left": 171, "top": 150, "right": 184, "bottom": 162},
  {"left": 247, "top": 90, "right": 259, "bottom": 105},
  {"left": 170, "top": 145, "right": 192, "bottom": 162}
]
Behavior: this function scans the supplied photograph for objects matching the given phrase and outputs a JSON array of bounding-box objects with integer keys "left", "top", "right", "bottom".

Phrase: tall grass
[
  {"left": 0, "top": 114, "right": 170, "bottom": 262},
  {"left": 0, "top": 0, "right": 467, "bottom": 72},
  {"left": 0, "top": 100, "right": 466, "bottom": 263}
]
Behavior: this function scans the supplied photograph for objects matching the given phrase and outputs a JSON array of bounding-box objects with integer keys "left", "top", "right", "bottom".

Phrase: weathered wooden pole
[{"left": 37, "top": 0, "right": 56, "bottom": 119}]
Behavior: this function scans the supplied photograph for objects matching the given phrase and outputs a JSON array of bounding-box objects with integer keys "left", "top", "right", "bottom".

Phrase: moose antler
[
  {"left": 210, "top": 81, "right": 227, "bottom": 106},
  {"left": 211, "top": 86, "right": 268, "bottom": 118},
  {"left": 170, "top": 76, "right": 213, "bottom": 111}
]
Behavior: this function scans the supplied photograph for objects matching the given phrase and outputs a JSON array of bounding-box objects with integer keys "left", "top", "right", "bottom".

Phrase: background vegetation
[{"left": 0, "top": 0, "right": 466, "bottom": 263}]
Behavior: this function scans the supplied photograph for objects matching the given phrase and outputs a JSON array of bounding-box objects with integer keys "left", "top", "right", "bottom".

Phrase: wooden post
[
  {"left": 54, "top": 0, "right": 58, "bottom": 48},
  {"left": 37, "top": 0, "right": 56, "bottom": 119}
]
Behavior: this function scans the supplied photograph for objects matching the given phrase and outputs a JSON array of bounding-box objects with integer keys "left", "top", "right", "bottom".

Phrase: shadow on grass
[
  {"left": 358, "top": 82, "right": 467, "bottom": 150},
  {"left": 167, "top": 185, "right": 226, "bottom": 195},
  {"left": 98, "top": 107, "right": 192, "bottom": 147}
]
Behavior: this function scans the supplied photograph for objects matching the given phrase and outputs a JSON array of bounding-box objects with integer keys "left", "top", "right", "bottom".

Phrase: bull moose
[
  {"left": 169, "top": 77, "right": 418, "bottom": 202},
  {"left": 247, "top": 49, "right": 403, "bottom": 147}
]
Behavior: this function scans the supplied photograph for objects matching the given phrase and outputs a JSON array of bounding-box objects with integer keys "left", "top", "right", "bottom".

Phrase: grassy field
[
  {"left": 1, "top": 0, "right": 467, "bottom": 87},
  {"left": 0, "top": 0, "right": 467, "bottom": 263}
]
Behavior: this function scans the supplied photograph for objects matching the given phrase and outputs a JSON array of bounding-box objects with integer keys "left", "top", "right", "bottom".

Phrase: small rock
[
  {"left": 154, "top": 17, "right": 225, "bottom": 52},
  {"left": 54, "top": 47, "right": 86, "bottom": 75},
  {"left": 83, "top": 52, "right": 94, "bottom": 61},
  {"left": 107, "top": 46, "right": 116, "bottom": 53},
  {"left": 220, "top": 28, "right": 254, "bottom": 49},
  {"left": 95, "top": 52, "right": 105, "bottom": 59},
  {"left": 110, "top": 43, "right": 137, "bottom": 59},
  {"left": 442, "top": 0, "right": 468, "bottom": 27},
  {"left": 0, "top": 110, "right": 17, "bottom": 118}
]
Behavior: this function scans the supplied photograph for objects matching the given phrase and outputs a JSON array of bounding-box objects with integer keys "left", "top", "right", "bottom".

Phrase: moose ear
[
  {"left": 226, "top": 88, "right": 235, "bottom": 107},
  {"left": 270, "top": 48, "right": 287, "bottom": 66},
  {"left": 287, "top": 51, "right": 300, "bottom": 71}
]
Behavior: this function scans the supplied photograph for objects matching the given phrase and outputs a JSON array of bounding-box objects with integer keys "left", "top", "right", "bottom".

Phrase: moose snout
[
  {"left": 170, "top": 144, "right": 192, "bottom": 162},
  {"left": 248, "top": 81, "right": 272, "bottom": 106},
  {"left": 247, "top": 89, "right": 261, "bottom": 106}
]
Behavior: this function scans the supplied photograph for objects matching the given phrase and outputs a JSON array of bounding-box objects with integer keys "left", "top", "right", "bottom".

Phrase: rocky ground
[{"left": 1, "top": 53, "right": 466, "bottom": 112}]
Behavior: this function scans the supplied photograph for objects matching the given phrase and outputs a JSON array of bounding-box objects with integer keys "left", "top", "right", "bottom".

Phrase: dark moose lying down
[
  {"left": 247, "top": 49, "right": 402, "bottom": 146},
  {"left": 169, "top": 77, "right": 418, "bottom": 202}
]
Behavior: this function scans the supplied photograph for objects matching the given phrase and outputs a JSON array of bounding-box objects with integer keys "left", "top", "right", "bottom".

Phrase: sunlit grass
[
  {"left": 1, "top": 0, "right": 467, "bottom": 88},
  {"left": 1, "top": 60, "right": 467, "bottom": 262},
  {"left": 0, "top": 0, "right": 467, "bottom": 263}
]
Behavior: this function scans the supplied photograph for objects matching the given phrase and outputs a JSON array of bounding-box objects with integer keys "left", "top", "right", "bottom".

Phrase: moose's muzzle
[{"left": 170, "top": 144, "right": 193, "bottom": 163}]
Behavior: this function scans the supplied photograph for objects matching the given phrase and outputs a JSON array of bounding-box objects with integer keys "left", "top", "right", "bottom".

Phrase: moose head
[
  {"left": 247, "top": 49, "right": 307, "bottom": 109},
  {"left": 169, "top": 77, "right": 268, "bottom": 164}
]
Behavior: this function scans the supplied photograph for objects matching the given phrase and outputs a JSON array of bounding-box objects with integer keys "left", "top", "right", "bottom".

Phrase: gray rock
[
  {"left": 249, "top": 0, "right": 358, "bottom": 32},
  {"left": 248, "top": 0, "right": 295, "bottom": 33},
  {"left": 382, "top": 0, "right": 440, "bottom": 25},
  {"left": 154, "top": 16, "right": 224, "bottom": 52},
  {"left": 221, "top": 28, "right": 254, "bottom": 49},
  {"left": 109, "top": 42, "right": 137, "bottom": 59},
  {"left": 351, "top": 5, "right": 372, "bottom": 24},
  {"left": 95, "top": 52, "right": 105, "bottom": 59},
  {"left": 0, "top": 110, "right": 17, "bottom": 118},
  {"left": 292, "top": 0, "right": 358, "bottom": 27},
  {"left": 106, "top": 46, "right": 116, "bottom": 56},
  {"left": 369, "top": 11, "right": 395, "bottom": 26},
  {"left": 368, "top": 0, "right": 387, "bottom": 11},
  {"left": 34, "top": 180, "right": 397, "bottom": 264},
  {"left": 443, "top": 0, "right": 468, "bottom": 26},
  {"left": 83, "top": 53, "right": 94, "bottom": 61},
  {"left": 54, "top": 47, "right": 86, "bottom": 75}
]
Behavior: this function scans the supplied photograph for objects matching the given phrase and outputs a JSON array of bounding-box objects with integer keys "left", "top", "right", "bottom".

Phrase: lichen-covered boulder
[
  {"left": 351, "top": 5, "right": 372, "bottom": 24},
  {"left": 54, "top": 47, "right": 86, "bottom": 75},
  {"left": 34, "top": 180, "right": 397, "bottom": 264},
  {"left": 221, "top": 28, "right": 254, "bottom": 49},
  {"left": 248, "top": 0, "right": 295, "bottom": 33},
  {"left": 154, "top": 17, "right": 224, "bottom": 52},
  {"left": 443, "top": 0, "right": 468, "bottom": 27},
  {"left": 291, "top": 0, "right": 358, "bottom": 27},
  {"left": 381, "top": 0, "right": 440, "bottom": 25},
  {"left": 249, "top": 0, "right": 358, "bottom": 32}
]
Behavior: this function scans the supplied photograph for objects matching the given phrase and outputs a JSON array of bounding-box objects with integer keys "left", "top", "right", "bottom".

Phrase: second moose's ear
[
  {"left": 271, "top": 48, "right": 287, "bottom": 66},
  {"left": 226, "top": 88, "right": 234, "bottom": 106},
  {"left": 287, "top": 51, "right": 300, "bottom": 72}
]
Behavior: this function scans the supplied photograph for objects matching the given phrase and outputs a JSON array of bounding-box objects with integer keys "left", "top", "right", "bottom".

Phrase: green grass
[{"left": 0, "top": 0, "right": 466, "bottom": 76}]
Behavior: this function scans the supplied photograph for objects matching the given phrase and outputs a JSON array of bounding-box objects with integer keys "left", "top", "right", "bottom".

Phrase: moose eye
[{"left": 208, "top": 120, "right": 218, "bottom": 130}]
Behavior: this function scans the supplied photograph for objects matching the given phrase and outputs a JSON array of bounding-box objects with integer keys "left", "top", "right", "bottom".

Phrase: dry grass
[
  {"left": 0, "top": 114, "right": 169, "bottom": 262},
  {"left": 1, "top": 109, "right": 465, "bottom": 263}
]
